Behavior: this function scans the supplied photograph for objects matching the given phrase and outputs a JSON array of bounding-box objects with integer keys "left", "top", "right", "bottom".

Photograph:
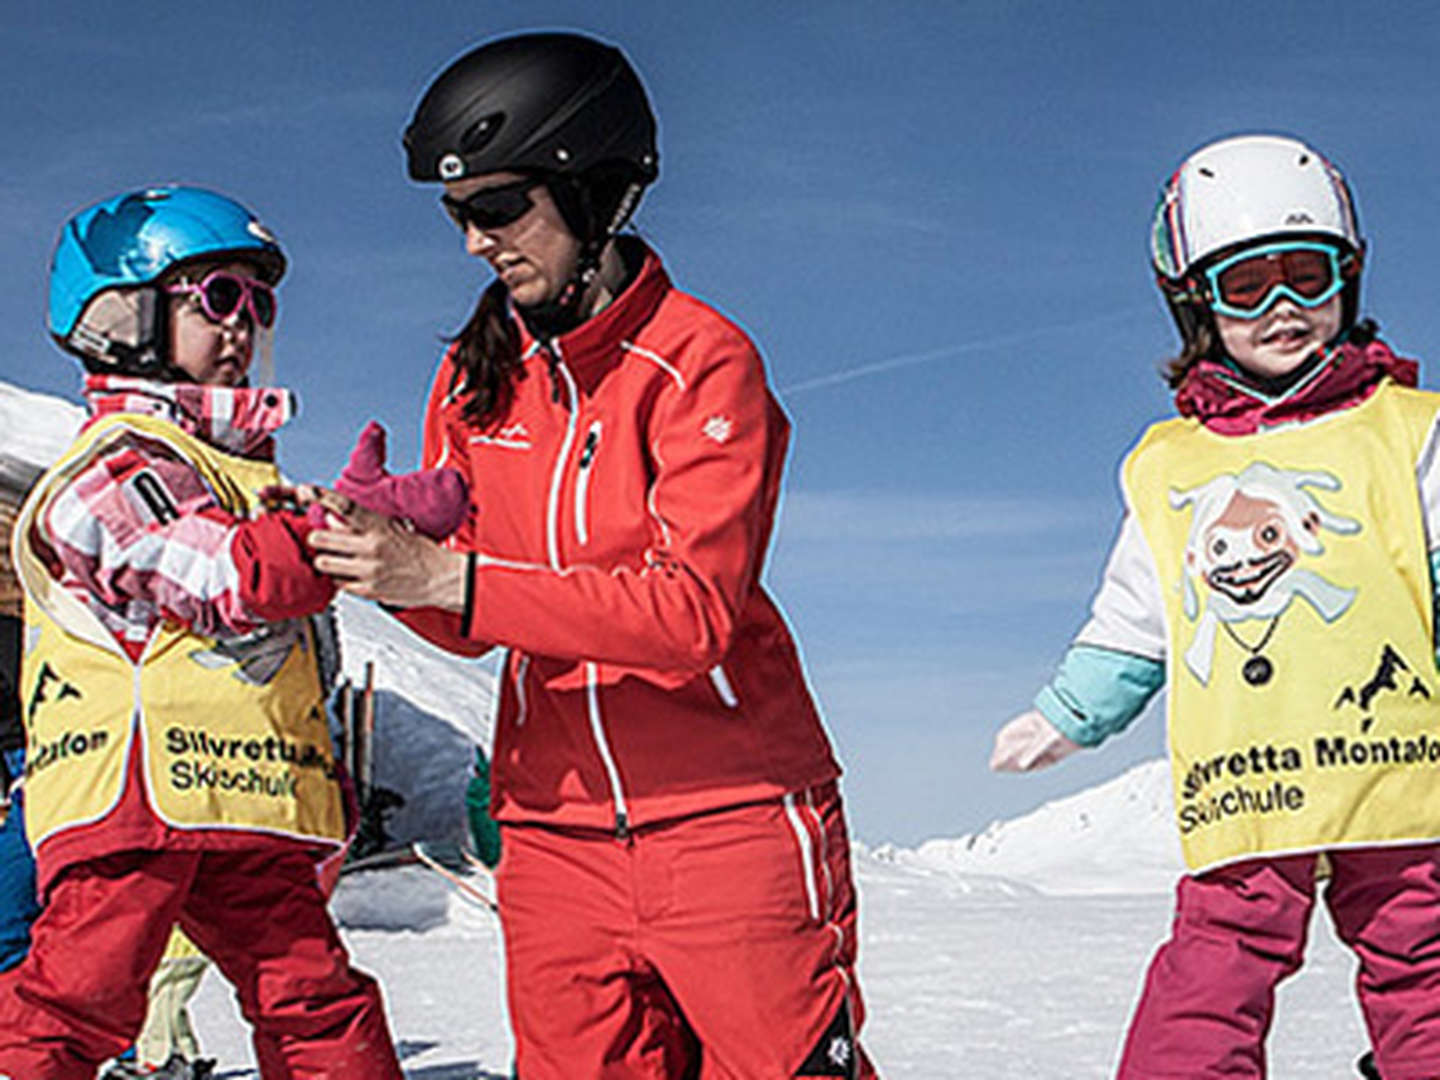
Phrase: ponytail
[{"left": 447, "top": 280, "right": 524, "bottom": 427}]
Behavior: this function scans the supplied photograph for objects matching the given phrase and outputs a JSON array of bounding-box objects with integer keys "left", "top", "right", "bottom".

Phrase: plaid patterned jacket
[{"left": 40, "top": 376, "right": 332, "bottom": 656}]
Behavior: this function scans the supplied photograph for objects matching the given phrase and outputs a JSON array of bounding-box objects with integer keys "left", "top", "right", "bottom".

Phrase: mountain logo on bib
[
  {"left": 1171, "top": 462, "right": 1360, "bottom": 686},
  {"left": 1334, "top": 643, "right": 1432, "bottom": 729}
]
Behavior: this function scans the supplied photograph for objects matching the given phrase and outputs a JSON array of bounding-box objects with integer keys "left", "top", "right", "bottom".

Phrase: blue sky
[{"left": 6, "top": 1, "right": 1440, "bottom": 844}]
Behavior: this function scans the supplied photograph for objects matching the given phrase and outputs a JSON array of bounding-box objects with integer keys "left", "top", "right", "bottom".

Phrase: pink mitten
[{"left": 329, "top": 421, "right": 470, "bottom": 539}]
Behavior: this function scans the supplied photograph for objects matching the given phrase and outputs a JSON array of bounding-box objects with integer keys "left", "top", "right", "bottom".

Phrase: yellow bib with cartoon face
[
  {"left": 13, "top": 413, "right": 343, "bottom": 852},
  {"left": 1127, "top": 382, "right": 1440, "bottom": 871}
]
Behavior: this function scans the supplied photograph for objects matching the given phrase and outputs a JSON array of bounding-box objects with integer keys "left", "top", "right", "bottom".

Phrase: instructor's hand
[
  {"left": 304, "top": 487, "right": 467, "bottom": 611},
  {"left": 989, "top": 709, "right": 1082, "bottom": 773}
]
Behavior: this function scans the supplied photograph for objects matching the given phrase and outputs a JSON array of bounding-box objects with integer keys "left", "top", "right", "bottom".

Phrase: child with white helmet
[
  {"left": 0, "top": 186, "right": 403, "bottom": 1079},
  {"left": 992, "top": 134, "right": 1440, "bottom": 1078}
]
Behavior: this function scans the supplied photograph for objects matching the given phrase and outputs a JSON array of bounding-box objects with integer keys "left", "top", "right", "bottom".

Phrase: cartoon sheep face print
[{"left": 1170, "top": 462, "right": 1360, "bottom": 686}]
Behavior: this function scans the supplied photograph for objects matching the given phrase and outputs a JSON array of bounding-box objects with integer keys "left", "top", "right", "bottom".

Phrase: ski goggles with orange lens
[
  {"left": 440, "top": 177, "right": 542, "bottom": 232},
  {"left": 166, "top": 271, "right": 277, "bottom": 329},
  {"left": 1202, "top": 240, "right": 1350, "bottom": 320}
]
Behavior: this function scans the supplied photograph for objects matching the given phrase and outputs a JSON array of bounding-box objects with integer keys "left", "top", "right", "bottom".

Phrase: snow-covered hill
[
  {"left": 874, "top": 759, "right": 1183, "bottom": 895},
  {"left": 332, "top": 595, "right": 495, "bottom": 849},
  {"left": 0, "top": 379, "right": 82, "bottom": 492}
]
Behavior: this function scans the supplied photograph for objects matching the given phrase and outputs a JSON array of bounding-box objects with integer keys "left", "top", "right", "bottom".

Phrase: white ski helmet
[
  {"left": 1150, "top": 134, "right": 1364, "bottom": 350},
  {"left": 1151, "top": 134, "right": 1361, "bottom": 279}
]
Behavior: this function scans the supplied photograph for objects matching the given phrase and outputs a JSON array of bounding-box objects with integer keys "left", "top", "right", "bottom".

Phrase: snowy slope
[
  {"left": 0, "top": 380, "right": 83, "bottom": 469},
  {"left": 0, "top": 379, "right": 83, "bottom": 493},
  {"left": 878, "top": 759, "right": 1184, "bottom": 895},
  {"left": 332, "top": 595, "right": 496, "bottom": 849}
]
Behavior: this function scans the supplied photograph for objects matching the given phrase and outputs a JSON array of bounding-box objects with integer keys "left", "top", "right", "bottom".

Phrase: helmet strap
[
  {"left": 518, "top": 171, "right": 638, "bottom": 338},
  {"left": 516, "top": 238, "right": 607, "bottom": 339}
]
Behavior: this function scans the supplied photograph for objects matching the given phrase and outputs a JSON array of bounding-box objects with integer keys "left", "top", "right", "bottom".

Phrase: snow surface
[
  {"left": 0, "top": 379, "right": 83, "bottom": 494},
  {"left": 877, "top": 759, "right": 1186, "bottom": 896},
  {"left": 0, "top": 379, "right": 1381, "bottom": 1076},
  {"left": 0, "top": 379, "right": 83, "bottom": 470}
]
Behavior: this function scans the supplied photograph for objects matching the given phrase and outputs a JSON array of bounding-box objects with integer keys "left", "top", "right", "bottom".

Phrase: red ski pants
[
  {"left": 0, "top": 847, "right": 402, "bottom": 1080},
  {"left": 498, "top": 782, "right": 878, "bottom": 1079},
  {"left": 1117, "top": 844, "right": 1440, "bottom": 1080}
]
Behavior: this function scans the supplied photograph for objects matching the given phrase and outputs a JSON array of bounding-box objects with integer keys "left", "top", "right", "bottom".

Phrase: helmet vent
[
  {"left": 1298, "top": 154, "right": 1311, "bottom": 166},
  {"left": 1198, "top": 167, "right": 1215, "bottom": 178},
  {"left": 461, "top": 113, "right": 504, "bottom": 153}
]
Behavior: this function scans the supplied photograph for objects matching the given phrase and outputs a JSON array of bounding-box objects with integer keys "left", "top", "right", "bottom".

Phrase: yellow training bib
[
  {"left": 1127, "top": 382, "right": 1440, "bottom": 871},
  {"left": 13, "top": 413, "right": 344, "bottom": 852}
]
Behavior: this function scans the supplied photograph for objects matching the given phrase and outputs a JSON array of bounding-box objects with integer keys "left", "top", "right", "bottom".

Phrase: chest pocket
[{"left": 575, "top": 420, "right": 603, "bottom": 546}]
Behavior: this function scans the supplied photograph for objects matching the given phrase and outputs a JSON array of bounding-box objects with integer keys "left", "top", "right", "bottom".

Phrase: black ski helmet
[{"left": 403, "top": 31, "right": 659, "bottom": 247}]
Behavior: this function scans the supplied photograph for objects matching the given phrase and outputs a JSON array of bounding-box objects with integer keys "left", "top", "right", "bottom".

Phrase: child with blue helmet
[{"left": 0, "top": 186, "right": 403, "bottom": 1080}]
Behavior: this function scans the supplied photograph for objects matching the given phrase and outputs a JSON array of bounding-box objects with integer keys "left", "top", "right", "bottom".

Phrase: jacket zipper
[
  {"left": 543, "top": 342, "right": 629, "bottom": 837},
  {"left": 543, "top": 340, "right": 579, "bottom": 572},
  {"left": 574, "top": 420, "right": 602, "bottom": 546}
]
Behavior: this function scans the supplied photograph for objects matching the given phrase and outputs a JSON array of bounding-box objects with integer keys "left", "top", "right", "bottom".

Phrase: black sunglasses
[{"left": 440, "top": 177, "right": 541, "bottom": 232}]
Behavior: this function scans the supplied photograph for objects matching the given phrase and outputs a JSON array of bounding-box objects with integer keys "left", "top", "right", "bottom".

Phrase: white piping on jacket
[
  {"left": 585, "top": 661, "right": 629, "bottom": 836},
  {"left": 709, "top": 665, "right": 738, "bottom": 708},
  {"left": 513, "top": 652, "right": 530, "bottom": 728},
  {"left": 469, "top": 434, "right": 532, "bottom": 450},
  {"left": 621, "top": 340, "right": 687, "bottom": 391},
  {"left": 645, "top": 437, "right": 674, "bottom": 549}
]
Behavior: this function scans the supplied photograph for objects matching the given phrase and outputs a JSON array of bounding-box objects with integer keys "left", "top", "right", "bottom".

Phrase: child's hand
[
  {"left": 334, "top": 421, "right": 469, "bottom": 540},
  {"left": 990, "top": 709, "right": 1081, "bottom": 772}
]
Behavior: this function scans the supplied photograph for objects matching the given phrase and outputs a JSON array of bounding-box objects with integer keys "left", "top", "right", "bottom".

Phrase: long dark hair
[{"left": 446, "top": 280, "right": 524, "bottom": 427}]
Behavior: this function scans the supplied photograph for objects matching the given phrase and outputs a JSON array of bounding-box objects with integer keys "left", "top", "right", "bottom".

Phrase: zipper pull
[
  {"left": 579, "top": 428, "right": 599, "bottom": 468},
  {"left": 615, "top": 810, "right": 631, "bottom": 842}
]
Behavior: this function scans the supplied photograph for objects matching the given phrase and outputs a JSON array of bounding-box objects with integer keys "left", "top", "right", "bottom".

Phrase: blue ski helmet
[{"left": 48, "top": 185, "right": 286, "bottom": 374}]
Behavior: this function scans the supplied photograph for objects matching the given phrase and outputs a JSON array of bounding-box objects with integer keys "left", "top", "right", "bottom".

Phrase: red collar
[
  {"left": 514, "top": 244, "right": 670, "bottom": 373},
  {"left": 1173, "top": 338, "right": 1419, "bottom": 435}
]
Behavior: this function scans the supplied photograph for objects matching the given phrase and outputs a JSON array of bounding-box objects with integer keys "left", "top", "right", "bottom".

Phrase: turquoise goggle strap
[{"left": 1201, "top": 240, "right": 1350, "bottom": 320}]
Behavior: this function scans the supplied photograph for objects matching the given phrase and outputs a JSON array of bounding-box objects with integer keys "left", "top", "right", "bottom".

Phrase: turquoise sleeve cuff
[
  {"left": 1431, "top": 550, "right": 1440, "bottom": 669},
  {"left": 1034, "top": 644, "right": 1165, "bottom": 748}
]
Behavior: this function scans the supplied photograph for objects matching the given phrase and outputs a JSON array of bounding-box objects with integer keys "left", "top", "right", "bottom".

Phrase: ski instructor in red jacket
[{"left": 308, "top": 30, "right": 878, "bottom": 1080}]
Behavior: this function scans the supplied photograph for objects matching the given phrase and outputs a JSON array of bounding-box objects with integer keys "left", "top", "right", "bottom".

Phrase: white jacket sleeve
[{"left": 1033, "top": 497, "right": 1168, "bottom": 748}]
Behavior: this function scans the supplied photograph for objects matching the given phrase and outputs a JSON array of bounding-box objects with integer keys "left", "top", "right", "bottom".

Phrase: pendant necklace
[{"left": 1221, "top": 615, "right": 1282, "bottom": 686}]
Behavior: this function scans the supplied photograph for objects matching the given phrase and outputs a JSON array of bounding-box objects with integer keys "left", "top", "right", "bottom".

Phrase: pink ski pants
[{"left": 1117, "top": 843, "right": 1440, "bottom": 1080}]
